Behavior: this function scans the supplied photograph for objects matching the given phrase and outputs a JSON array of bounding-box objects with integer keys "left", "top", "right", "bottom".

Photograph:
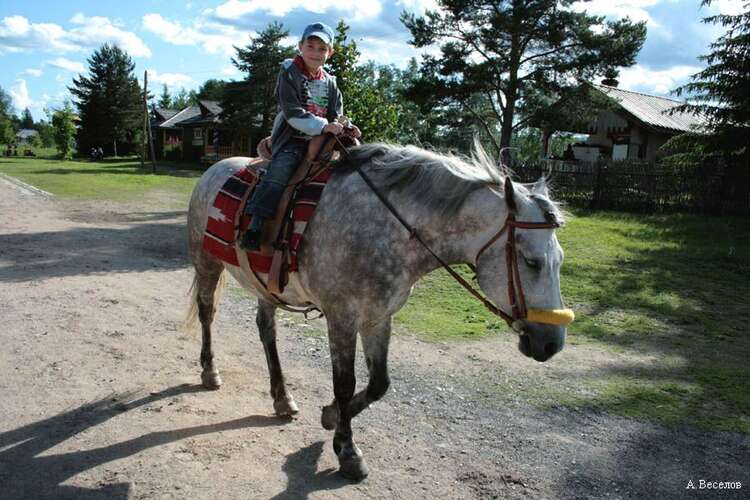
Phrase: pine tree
[
  {"left": 20, "top": 108, "right": 34, "bottom": 129},
  {"left": 402, "top": 0, "right": 647, "bottom": 157},
  {"left": 222, "top": 22, "right": 296, "bottom": 141},
  {"left": 158, "top": 83, "right": 172, "bottom": 109},
  {"left": 69, "top": 44, "right": 143, "bottom": 156},
  {"left": 672, "top": 0, "right": 750, "bottom": 159},
  {"left": 196, "top": 79, "right": 226, "bottom": 102}
]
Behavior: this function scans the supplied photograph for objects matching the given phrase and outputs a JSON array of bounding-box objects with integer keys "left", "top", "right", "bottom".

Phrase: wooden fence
[{"left": 512, "top": 159, "right": 750, "bottom": 215}]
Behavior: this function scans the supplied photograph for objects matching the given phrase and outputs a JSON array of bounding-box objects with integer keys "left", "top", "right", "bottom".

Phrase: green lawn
[
  {"left": 2, "top": 156, "right": 748, "bottom": 433},
  {"left": 397, "top": 209, "right": 750, "bottom": 433},
  {"left": 0, "top": 155, "right": 203, "bottom": 202}
]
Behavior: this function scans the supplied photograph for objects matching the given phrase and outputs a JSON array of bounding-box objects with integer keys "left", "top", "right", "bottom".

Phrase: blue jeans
[{"left": 245, "top": 139, "right": 307, "bottom": 219}]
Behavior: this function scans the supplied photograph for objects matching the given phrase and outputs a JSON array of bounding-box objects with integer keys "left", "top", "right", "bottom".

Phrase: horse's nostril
[{"left": 544, "top": 342, "right": 558, "bottom": 357}]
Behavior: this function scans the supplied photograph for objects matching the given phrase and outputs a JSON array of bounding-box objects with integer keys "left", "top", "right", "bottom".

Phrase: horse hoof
[
  {"left": 201, "top": 369, "right": 222, "bottom": 390},
  {"left": 274, "top": 396, "right": 299, "bottom": 416},
  {"left": 320, "top": 404, "right": 338, "bottom": 430},
  {"left": 338, "top": 445, "right": 368, "bottom": 481}
]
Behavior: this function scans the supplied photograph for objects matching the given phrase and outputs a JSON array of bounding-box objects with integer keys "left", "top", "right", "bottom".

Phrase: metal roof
[
  {"left": 592, "top": 83, "right": 705, "bottom": 133},
  {"left": 157, "top": 105, "right": 202, "bottom": 128}
]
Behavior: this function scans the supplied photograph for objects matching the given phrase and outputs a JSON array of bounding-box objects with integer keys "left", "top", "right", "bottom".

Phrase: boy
[{"left": 240, "top": 22, "right": 360, "bottom": 251}]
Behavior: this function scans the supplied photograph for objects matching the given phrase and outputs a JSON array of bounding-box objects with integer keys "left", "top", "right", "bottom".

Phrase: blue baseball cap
[{"left": 301, "top": 22, "right": 334, "bottom": 46}]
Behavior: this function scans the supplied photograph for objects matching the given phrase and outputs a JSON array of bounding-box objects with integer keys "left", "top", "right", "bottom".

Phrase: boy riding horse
[{"left": 240, "top": 22, "right": 361, "bottom": 250}]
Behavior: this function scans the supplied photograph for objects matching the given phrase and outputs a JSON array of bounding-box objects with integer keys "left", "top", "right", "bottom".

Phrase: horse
[{"left": 184, "top": 141, "right": 571, "bottom": 480}]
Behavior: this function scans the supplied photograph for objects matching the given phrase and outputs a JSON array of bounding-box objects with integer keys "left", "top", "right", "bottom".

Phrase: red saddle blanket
[{"left": 202, "top": 164, "right": 331, "bottom": 276}]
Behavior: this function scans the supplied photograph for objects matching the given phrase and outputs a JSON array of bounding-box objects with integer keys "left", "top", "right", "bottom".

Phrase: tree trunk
[{"left": 113, "top": 138, "right": 117, "bottom": 157}]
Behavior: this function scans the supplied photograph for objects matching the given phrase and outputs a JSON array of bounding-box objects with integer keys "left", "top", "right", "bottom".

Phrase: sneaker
[{"left": 239, "top": 229, "right": 262, "bottom": 251}]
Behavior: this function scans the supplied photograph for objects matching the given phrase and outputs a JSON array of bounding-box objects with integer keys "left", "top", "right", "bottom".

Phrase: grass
[
  {"left": 2, "top": 155, "right": 748, "bottom": 433},
  {"left": 0, "top": 154, "right": 203, "bottom": 202},
  {"left": 399, "top": 209, "right": 750, "bottom": 433}
]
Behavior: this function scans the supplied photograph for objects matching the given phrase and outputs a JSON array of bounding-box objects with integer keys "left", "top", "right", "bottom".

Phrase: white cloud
[
  {"left": 213, "top": 0, "right": 382, "bottom": 20},
  {"left": 396, "top": 0, "right": 440, "bottom": 14},
  {"left": 0, "top": 14, "right": 151, "bottom": 57},
  {"left": 22, "top": 68, "right": 43, "bottom": 77},
  {"left": 143, "top": 13, "right": 250, "bottom": 56},
  {"left": 146, "top": 69, "right": 194, "bottom": 88},
  {"left": 221, "top": 65, "right": 241, "bottom": 76},
  {"left": 713, "top": 0, "right": 747, "bottom": 15},
  {"left": 358, "top": 37, "right": 419, "bottom": 67},
  {"left": 618, "top": 64, "right": 700, "bottom": 95},
  {"left": 572, "top": 0, "right": 661, "bottom": 28},
  {"left": 47, "top": 57, "right": 85, "bottom": 73},
  {"left": 9, "top": 79, "right": 33, "bottom": 112}
]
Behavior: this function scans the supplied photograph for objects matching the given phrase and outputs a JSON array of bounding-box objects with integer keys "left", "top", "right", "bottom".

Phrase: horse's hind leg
[
  {"left": 322, "top": 317, "right": 391, "bottom": 430},
  {"left": 256, "top": 299, "right": 299, "bottom": 416},
  {"left": 195, "top": 263, "right": 225, "bottom": 390}
]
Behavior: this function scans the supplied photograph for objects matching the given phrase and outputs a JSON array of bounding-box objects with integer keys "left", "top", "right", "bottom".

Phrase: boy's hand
[
  {"left": 350, "top": 125, "right": 362, "bottom": 139},
  {"left": 323, "top": 122, "right": 344, "bottom": 135}
]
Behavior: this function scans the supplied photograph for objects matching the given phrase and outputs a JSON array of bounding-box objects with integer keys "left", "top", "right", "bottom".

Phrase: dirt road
[{"left": 0, "top": 176, "right": 746, "bottom": 499}]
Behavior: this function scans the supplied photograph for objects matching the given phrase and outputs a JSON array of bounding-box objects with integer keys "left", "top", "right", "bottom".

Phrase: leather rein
[{"left": 333, "top": 135, "right": 559, "bottom": 329}]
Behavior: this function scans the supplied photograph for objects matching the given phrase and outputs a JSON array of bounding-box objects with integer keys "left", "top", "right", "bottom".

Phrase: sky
[{"left": 0, "top": 0, "right": 746, "bottom": 121}]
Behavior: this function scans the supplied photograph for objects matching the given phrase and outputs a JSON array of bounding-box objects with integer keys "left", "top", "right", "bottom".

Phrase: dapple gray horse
[{"left": 185, "top": 142, "right": 571, "bottom": 480}]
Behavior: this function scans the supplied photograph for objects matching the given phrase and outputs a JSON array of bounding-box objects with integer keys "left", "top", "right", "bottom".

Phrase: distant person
[
  {"left": 562, "top": 144, "right": 576, "bottom": 161},
  {"left": 97, "top": 147, "right": 104, "bottom": 160}
]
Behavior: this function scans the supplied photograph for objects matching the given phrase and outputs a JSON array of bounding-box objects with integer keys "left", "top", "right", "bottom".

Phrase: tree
[
  {"left": 196, "top": 79, "right": 226, "bottom": 102},
  {"left": 158, "top": 83, "right": 172, "bottom": 109},
  {"left": 69, "top": 44, "right": 143, "bottom": 156},
  {"left": 170, "top": 88, "right": 195, "bottom": 109},
  {"left": 402, "top": 0, "right": 647, "bottom": 157},
  {"left": 36, "top": 118, "right": 55, "bottom": 148},
  {"left": 20, "top": 107, "right": 34, "bottom": 129},
  {"left": 51, "top": 103, "right": 76, "bottom": 159},
  {"left": 0, "top": 86, "right": 15, "bottom": 146},
  {"left": 326, "top": 21, "right": 398, "bottom": 142},
  {"left": 671, "top": 0, "right": 750, "bottom": 160},
  {"left": 222, "top": 22, "right": 296, "bottom": 142}
]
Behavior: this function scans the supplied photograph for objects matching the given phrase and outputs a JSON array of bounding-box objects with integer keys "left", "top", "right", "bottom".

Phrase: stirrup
[{"left": 239, "top": 229, "right": 261, "bottom": 251}]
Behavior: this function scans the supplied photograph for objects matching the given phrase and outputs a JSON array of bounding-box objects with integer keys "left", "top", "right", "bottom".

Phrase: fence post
[{"left": 591, "top": 161, "right": 602, "bottom": 209}]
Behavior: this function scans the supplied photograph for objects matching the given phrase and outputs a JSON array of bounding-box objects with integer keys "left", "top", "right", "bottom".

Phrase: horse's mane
[{"left": 335, "top": 142, "right": 565, "bottom": 224}]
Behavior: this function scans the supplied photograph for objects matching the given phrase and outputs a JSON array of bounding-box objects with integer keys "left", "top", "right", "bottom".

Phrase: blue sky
[{"left": 0, "top": 0, "right": 745, "bottom": 120}]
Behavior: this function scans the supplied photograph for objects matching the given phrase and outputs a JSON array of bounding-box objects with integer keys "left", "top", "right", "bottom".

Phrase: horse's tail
[{"left": 183, "top": 270, "right": 227, "bottom": 336}]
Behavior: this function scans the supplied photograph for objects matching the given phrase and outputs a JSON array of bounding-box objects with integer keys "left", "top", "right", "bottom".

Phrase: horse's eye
[{"left": 523, "top": 256, "right": 541, "bottom": 270}]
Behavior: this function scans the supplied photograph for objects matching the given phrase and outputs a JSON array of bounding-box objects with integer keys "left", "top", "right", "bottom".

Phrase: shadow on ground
[
  {"left": 0, "top": 384, "right": 293, "bottom": 499},
  {"left": 0, "top": 218, "right": 189, "bottom": 282}
]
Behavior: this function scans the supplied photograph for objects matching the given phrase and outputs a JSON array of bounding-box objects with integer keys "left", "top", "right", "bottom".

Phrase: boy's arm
[{"left": 277, "top": 68, "right": 329, "bottom": 136}]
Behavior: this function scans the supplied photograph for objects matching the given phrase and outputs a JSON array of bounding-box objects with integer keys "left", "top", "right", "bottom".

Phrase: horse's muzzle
[{"left": 518, "top": 323, "right": 566, "bottom": 362}]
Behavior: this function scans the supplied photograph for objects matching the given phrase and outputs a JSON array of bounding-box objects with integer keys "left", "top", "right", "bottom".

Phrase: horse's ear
[
  {"left": 532, "top": 178, "right": 550, "bottom": 198},
  {"left": 504, "top": 177, "right": 517, "bottom": 213}
]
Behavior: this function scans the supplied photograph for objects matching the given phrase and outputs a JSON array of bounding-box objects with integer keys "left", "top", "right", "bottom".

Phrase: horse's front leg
[
  {"left": 327, "top": 316, "right": 368, "bottom": 480},
  {"left": 322, "top": 318, "right": 391, "bottom": 428}
]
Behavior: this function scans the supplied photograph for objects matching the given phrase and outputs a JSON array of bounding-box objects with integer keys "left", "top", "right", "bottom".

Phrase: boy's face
[{"left": 298, "top": 36, "right": 333, "bottom": 72}]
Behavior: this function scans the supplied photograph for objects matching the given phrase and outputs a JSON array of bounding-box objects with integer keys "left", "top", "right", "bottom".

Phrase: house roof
[
  {"left": 591, "top": 83, "right": 705, "bottom": 133},
  {"left": 157, "top": 105, "right": 202, "bottom": 128},
  {"left": 156, "top": 101, "right": 223, "bottom": 128},
  {"left": 154, "top": 108, "right": 179, "bottom": 122},
  {"left": 16, "top": 129, "right": 39, "bottom": 139}
]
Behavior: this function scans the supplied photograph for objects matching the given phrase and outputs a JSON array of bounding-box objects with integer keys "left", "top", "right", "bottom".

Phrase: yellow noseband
[{"left": 526, "top": 308, "right": 575, "bottom": 326}]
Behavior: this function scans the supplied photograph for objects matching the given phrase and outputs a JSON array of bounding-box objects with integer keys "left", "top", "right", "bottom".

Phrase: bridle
[
  {"left": 468, "top": 214, "right": 559, "bottom": 327},
  {"left": 332, "top": 135, "right": 560, "bottom": 330}
]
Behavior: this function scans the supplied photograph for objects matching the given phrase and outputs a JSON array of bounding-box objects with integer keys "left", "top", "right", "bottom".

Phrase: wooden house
[
  {"left": 543, "top": 82, "right": 705, "bottom": 162},
  {"left": 152, "top": 100, "right": 252, "bottom": 163}
]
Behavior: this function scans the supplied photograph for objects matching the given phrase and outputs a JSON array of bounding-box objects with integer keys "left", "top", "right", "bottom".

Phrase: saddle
[{"left": 245, "top": 131, "right": 358, "bottom": 295}]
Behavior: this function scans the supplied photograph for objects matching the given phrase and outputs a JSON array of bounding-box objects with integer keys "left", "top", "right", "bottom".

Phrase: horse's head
[{"left": 474, "top": 177, "right": 571, "bottom": 362}]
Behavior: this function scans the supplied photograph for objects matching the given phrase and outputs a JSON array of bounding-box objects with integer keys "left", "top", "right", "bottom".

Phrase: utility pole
[{"left": 142, "top": 70, "right": 147, "bottom": 169}]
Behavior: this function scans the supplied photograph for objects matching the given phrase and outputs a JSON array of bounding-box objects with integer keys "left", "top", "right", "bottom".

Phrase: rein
[{"left": 333, "top": 135, "right": 560, "bottom": 329}]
